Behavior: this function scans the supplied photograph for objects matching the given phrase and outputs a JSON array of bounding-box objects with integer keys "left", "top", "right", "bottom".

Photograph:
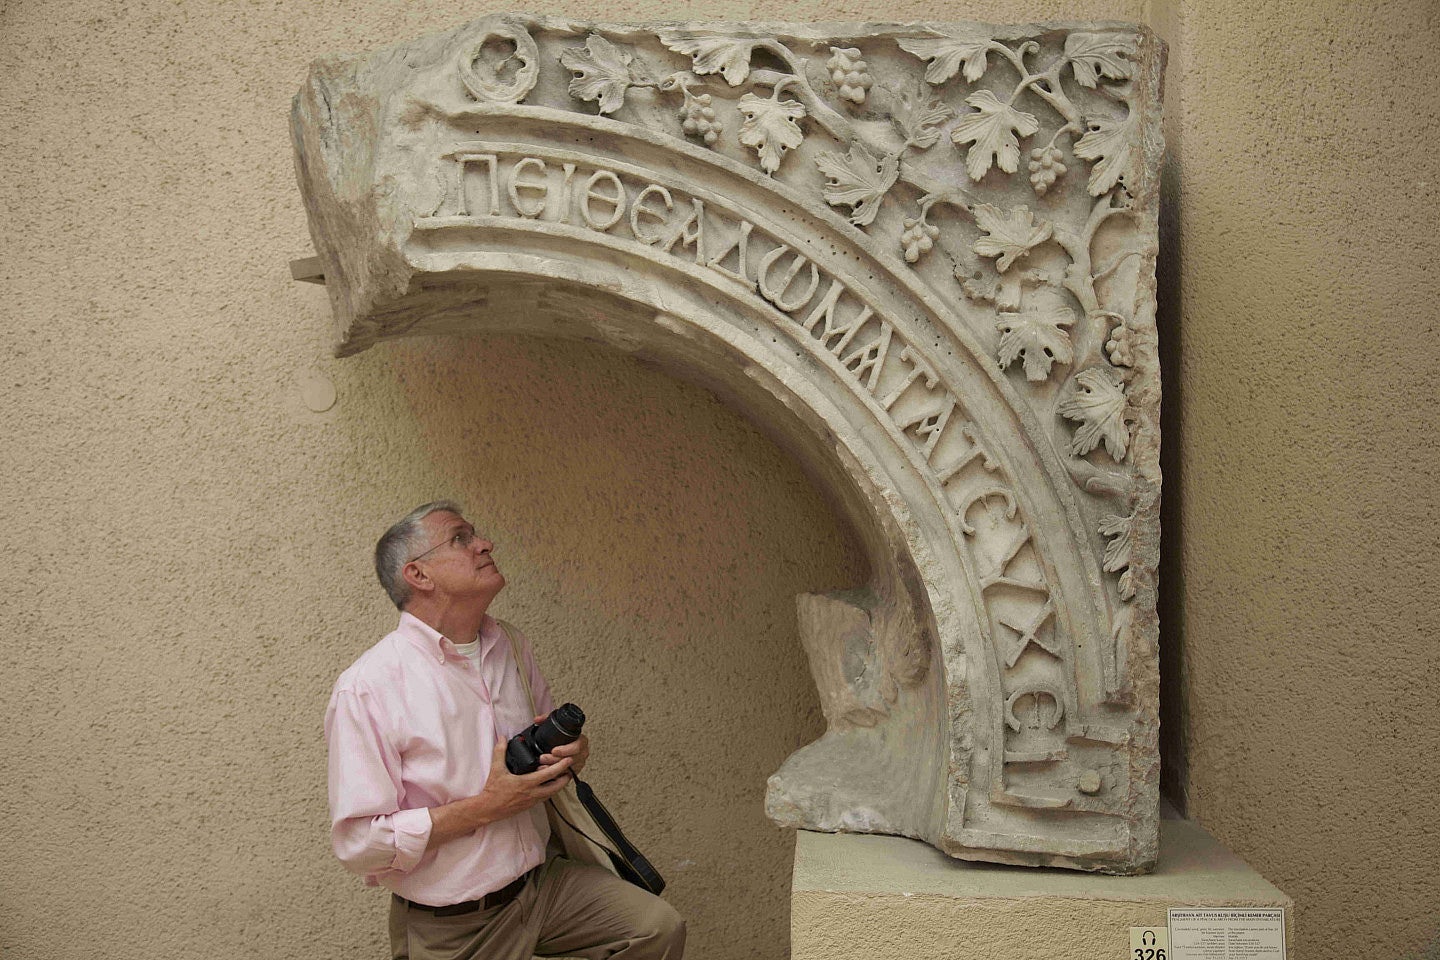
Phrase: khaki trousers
[{"left": 389, "top": 857, "right": 685, "bottom": 960}]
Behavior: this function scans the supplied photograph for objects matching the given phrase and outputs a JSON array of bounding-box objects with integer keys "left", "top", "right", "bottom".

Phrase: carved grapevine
[
  {"left": 289, "top": 14, "right": 1165, "bottom": 857},
  {"left": 553, "top": 23, "right": 1154, "bottom": 613}
]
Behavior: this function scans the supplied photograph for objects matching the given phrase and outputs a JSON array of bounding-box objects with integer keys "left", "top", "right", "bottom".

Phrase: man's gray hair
[{"left": 375, "top": 500, "right": 465, "bottom": 609}]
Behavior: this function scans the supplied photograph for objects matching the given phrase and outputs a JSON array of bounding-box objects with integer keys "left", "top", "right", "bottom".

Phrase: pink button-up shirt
[{"left": 324, "top": 612, "right": 556, "bottom": 905}]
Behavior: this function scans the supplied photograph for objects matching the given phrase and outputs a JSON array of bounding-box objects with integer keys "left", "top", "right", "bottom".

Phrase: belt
[{"left": 395, "top": 871, "right": 530, "bottom": 917}]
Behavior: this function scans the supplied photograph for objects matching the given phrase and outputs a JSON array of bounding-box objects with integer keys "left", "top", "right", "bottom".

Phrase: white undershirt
[{"left": 451, "top": 637, "right": 483, "bottom": 668}]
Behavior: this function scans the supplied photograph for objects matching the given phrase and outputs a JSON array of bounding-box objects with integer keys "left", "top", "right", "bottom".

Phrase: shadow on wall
[
  {"left": 1156, "top": 141, "right": 1187, "bottom": 815},
  {"left": 334, "top": 331, "right": 868, "bottom": 960}
]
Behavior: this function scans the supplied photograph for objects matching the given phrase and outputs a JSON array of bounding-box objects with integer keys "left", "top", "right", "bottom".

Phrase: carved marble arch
[{"left": 292, "top": 15, "right": 1165, "bottom": 873}]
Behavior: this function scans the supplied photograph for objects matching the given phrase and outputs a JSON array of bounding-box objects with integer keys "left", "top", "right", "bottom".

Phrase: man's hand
[
  {"left": 534, "top": 713, "right": 590, "bottom": 775},
  {"left": 426, "top": 737, "right": 573, "bottom": 849},
  {"left": 478, "top": 734, "right": 575, "bottom": 817}
]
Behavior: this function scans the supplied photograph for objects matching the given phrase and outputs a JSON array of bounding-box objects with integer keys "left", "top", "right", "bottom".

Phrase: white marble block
[
  {"left": 791, "top": 823, "right": 1293, "bottom": 958},
  {"left": 292, "top": 16, "right": 1165, "bottom": 873}
]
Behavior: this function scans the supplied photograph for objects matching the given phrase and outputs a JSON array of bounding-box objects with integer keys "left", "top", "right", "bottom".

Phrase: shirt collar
[{"left": 397, "top": 611, "right": 499, "bottom": 662}]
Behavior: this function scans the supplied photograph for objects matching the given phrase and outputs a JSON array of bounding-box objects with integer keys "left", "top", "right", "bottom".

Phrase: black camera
[
  {"left": 505, "top": 703, "right": 586, "bottom": 775},
  {"left": 502, "top": 701, "right": 666, "bottom": 894}
]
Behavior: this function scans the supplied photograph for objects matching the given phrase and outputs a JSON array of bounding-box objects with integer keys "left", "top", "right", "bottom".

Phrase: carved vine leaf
[
  {"left": 1098, "top": 511, "right": 1138, "bottom": 599},
  {"left": 738, "top": 90, "right": 806, "bottom": 175},
  {"left": 659, "top": 32, "right": 758, "bottom": 86},
  {"left": 972, "top": 203, "right": 1053, "bottom": 272},
  {"left": 996, "top": 305, "right": 1075, "bottom": 381},
  {"left": 559, "top": 34, "right": 635, "bottom": 115},
  {"left": 1074, "top": 111, "right": 1139, "bottom": 195},
  {"left": 1064, "top": 32, "right": 1138, "bottom": 89},
  {"left": 891, "top": 82, "right": 954, "bottom": 150},
  {"left": 951, "top": 90, "right": 1039, "bottom": 181},
  {"left": 815, "top": 142, "right": 898, "bottom": 227},
  {"left": 897, "top": 35, "right": 992, "bottom": 84},
  {"left": 1059, "top": 368, "right": 1130, "bottom": 460}
]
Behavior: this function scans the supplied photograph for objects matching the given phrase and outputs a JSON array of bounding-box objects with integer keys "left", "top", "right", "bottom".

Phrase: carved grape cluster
[
  {"left": 1105, "top": 318, "right": 1134, "bottom": 367},
  {"left": 1028, "top": 146, "right": 1067, "bottom": 196},
  {"left": 900, "top": 217, "right": 939, "bottom": 263},
  {"left": 826, "top": 47, "right": 873, "bottom": 104},
  {"left": 680, "top": 90, "right": 722, "bottom": 145}
]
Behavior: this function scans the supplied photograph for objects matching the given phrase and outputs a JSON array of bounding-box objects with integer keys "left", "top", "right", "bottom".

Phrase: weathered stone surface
[{"left": 292, "top": 15, "right": 1165, "bottom": 873}]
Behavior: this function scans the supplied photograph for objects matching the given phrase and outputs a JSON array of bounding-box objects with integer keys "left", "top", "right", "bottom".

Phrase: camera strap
[{"left": 495, "top": 620, "right": 666, "bottom": 895}]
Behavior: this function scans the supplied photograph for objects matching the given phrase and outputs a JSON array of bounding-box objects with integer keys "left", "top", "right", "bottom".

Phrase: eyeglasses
[{"left": 406, "top": 526, "right": 482, "bottom": 564}]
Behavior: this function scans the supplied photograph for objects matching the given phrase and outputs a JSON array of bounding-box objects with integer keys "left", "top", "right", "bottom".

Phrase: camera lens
[
  {"left": 531, "top": 703, "right": 586, "bottom": 755},
  {"left": 551, "top": 703, "right": 585, "bottom": 736}
]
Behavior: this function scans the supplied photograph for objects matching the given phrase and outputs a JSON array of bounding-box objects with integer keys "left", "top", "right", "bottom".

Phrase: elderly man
[{"left": 325, "top": 501, "right": 685, "bottom": 960}]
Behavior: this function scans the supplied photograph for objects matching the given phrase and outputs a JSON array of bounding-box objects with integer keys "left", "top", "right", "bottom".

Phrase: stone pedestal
[{"left": 791, "top": 820, "right": 1293, "bottom": 959}]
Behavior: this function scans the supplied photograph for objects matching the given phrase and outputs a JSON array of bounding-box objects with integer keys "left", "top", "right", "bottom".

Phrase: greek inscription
[
  {"left": 663, "top": 199, "right": 705, "bottom": 262},
  {"left": 970, "top": 520, "right": 1047, "bottom": 594},
  {"left": 506, "top": 157, "right": 549, "bottom": 218},
  {"left": 423, "top": 148, "right": 1035, "bottom": 559},
  {"left": 629, "top": 183, "right": 675, "bottom": 245},
  {"left": 879, "top": 346, "right": 940, "bottom": 413},
  {"left": 957, "top": 488, "right": 1017, "bottom": 536},
  {"left": 997, "top": 603, "right": 1061, "bottom": 667},
  {"left": 840, "top": 322, "right": 892, "bottom": 393},
  {"left": 803, "top": 279, "right": 873, "bottom": 357},
  {"left": 580, "top": 169, "right": 625, "bottom": 230},
  {"left": 451, "top": 152, "right": 500, "bottom": 217},
  {"left": 895, "top": 396, "right": 955, "bottom": 458},
  {"left": 1005, "top": 688, "right": 1065, "bottom": 733},
  {"left": 935, "top": 422, "right": 1000, "bottom": 487},
  {"left": 757, "top": 244, "right": 821, "bottom": 313},
  {"left": 705, "top": 220, "right": 754, "bottom": 289},
  {"left": 557, "top": 163, "right": 577, "bottom": 224}
]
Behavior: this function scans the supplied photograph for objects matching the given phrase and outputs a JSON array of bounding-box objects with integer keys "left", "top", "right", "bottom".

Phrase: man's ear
[{"left": 401, "top": 561, "right": 433, "bottom": 597}]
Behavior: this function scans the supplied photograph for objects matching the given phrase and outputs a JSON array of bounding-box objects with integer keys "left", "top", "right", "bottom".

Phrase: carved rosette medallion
[{"left": 292, "top": 16, "right": 1165, "bottom": 873}]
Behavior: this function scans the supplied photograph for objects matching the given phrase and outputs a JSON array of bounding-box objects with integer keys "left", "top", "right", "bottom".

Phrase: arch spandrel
[{"left": 292, "top": 15, "right": 1165, "bottom": 874}]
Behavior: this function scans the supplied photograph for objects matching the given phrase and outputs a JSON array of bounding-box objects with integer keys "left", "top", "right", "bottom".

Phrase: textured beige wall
[
  {"left": 1, "top": 2, "right": 1435, "bottom": 960},
  {"left": 1150, "top": 1, "right": 1440, "bottom": 958}
]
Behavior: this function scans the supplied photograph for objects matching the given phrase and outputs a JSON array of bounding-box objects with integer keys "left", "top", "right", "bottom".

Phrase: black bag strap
[
  {"left": 572, "top": 778, "right": 666, "bottom": 894},
  {"left": 494, "top": 619, "right": 666, "bottom": 895}
]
